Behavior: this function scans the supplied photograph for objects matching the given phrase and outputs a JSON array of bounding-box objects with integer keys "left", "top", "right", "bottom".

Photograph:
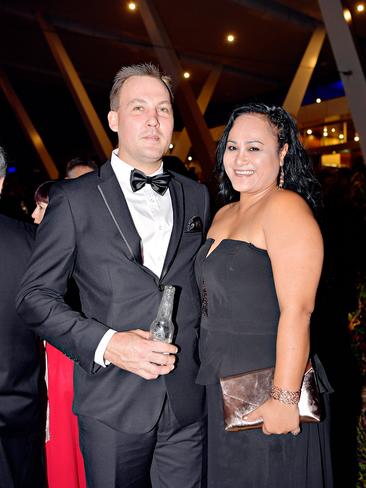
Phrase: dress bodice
[{"left": 195, "top": 238, "right": 280, "bottom": 384}]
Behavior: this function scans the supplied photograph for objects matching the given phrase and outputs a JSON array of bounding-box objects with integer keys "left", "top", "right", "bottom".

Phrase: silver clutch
[{"left": 220, "top": 360, "right": 322, "bottom": 432}]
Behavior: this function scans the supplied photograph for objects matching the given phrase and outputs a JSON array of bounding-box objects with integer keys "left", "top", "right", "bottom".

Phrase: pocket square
[{"left": 185, "top": 216, "right": 202, "bottom": 233}]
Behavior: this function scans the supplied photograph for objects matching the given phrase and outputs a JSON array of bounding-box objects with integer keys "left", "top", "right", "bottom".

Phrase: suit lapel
[
  {"left": 97, "top": 161, "right": 142, "bottom": 264},
  {"left": 161, "top": 176, "right": 185, "bottom": 281}
]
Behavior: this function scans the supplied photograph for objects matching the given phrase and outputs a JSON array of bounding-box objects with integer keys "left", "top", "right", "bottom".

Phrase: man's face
[{"left": 108, "top": 75, "right": 174, "bottom": 174}]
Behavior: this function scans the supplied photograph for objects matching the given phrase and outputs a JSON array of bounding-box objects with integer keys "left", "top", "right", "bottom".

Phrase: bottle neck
[{"left": 156, "top": 285, "right": 175, "bottom": 320}]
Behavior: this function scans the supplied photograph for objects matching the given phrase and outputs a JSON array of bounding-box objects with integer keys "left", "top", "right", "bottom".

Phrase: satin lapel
[
  {"left": 97, "top": 161, "right": 142, "bottom": 264},
  {"left": 160, "top": 176, "right": 185, "bottom": 281}
]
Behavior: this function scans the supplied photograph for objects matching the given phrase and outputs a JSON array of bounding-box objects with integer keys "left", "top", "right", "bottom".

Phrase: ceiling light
[
  {"left": 169, "top": 143, "right": 174, "bottom": 149},
  {"left": 183, "top": 72, "right": 191, "bottom": 79},
  {"left": 356, "top": 3, "right": 365, "bottom": 13},
  {"left": 187, "top": 156, "right": 193, "bottom": 161},
  {"left": 316, "top": 98, "right": 321, "bottom": 104},
  {"left": 339, "top": 134, "right": 344, "bottom": 140},
  {"left": 331, "top": 128, "right": 336, "bottom": 133},
  {"left": 227, "top": 34, "right": 235, "bottom": 43},
  {"left": 306, "top": 129, "right": 312, "bottom": 135},
  {"left": 343, "top": 8, "right": 352, "bottom": 22},
  {"left": 354, "top": 134, "right": 360, "bottom": 142},
  {"left": 128, "top": 2, "right": 137, "bottom": 11},
  {"left": 323, "top": 132, "right": 328, "bottom": 137}
]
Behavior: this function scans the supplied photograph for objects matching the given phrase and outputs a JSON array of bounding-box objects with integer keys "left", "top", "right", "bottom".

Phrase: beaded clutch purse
[{"left": 219, "top": 360, "right": 322, "bottom": 432}]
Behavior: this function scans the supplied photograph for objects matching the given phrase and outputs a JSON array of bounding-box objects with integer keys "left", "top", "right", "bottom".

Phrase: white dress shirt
[{"left": 94, "top": 150, "right": 173, "bottom": 366}]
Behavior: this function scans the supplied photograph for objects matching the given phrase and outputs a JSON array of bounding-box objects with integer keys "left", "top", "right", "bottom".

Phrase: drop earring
[{"left": 278, "top": 164, "right": 284, "bottom": 189}]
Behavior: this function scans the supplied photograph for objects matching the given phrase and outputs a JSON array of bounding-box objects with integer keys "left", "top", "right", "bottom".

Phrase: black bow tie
[{"left": 130, "top": 169, "right": 171, "bottom": 195}]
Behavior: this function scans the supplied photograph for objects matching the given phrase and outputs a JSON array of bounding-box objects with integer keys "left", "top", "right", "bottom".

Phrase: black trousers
[
  {"left": 0, "top": 429, "right": 46, "bottom": 488},
  {"left": 78, "top": 396, "right": 207, "bottom": 488}
]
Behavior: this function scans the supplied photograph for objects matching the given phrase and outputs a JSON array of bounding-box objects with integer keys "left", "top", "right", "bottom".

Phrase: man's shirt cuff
[{"left": 94, "top": 329, "right": 117, "bottom": 367}]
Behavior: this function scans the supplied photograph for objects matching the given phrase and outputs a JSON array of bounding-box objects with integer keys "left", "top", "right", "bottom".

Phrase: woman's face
[
  {"left": 223, "top": 113, "right": 287, "bottom": 195},
  {"left": 32, "top": 200, "right": 48, "bottom": 224}
]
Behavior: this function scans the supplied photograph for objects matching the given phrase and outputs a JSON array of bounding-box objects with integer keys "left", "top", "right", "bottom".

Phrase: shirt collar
[{"left": 110, "top": 149, "right": 164, "bottom": 187}]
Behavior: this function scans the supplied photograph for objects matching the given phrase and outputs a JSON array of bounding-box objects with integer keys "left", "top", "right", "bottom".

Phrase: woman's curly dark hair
[{"left": 215, "top": 103, "right": 321, "bottom": 209}]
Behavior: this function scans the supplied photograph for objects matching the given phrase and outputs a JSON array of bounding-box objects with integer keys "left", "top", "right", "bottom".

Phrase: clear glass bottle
[{"left": 149, "top": 285, "right": 175, "bottom": 344}]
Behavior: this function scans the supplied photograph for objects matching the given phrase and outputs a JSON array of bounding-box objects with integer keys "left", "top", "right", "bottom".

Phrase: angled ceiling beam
[
  {"left": 172, "top": 65, "right": 222, "bottom": 162},
  {"left": 283, "top": 26, "right": 326, "bottom": 117},
  {"left": 210, "top": 125, "right": 225, "bottom": 141},
  {"left": 36, "top": 13, "right": 113, "bottom": 161},
  {"left": 230, "top": 0, "right": 319, "bottom": 28},
  {"left": 0, "top": 69, "right": 59, "bottom": 179},
  {"left": 138, "top": 0, "right": 216, "bottom": 181},
  {"left": 318, "top": 0, "right": 366, "bottom": 163}
]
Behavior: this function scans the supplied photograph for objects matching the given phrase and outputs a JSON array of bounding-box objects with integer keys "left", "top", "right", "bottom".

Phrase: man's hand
[{"left": 104, "top": 329, "right": 177, "bottom": 380}]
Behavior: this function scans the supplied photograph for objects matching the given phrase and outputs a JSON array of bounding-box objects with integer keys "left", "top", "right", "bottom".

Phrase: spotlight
[{"left": 343, "top": 8, "right": 352, "bottom": 22}]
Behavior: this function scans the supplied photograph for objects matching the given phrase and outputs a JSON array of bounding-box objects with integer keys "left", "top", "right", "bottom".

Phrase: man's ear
[
  {"left": 0, "top": 176, "right": 4, "bottom": 195},
  {"left": 107, "top": 111, "right": 118, "bottom": 133}
]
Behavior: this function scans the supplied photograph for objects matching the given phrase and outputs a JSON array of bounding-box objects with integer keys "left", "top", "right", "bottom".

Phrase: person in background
[
  {"left": 195, "top": 103, "right": 333, "bottom": 487},
  {"left": 163, "top": 155, "right": 192, "bottom": 178},
  {"left": 31, "top": 180, "right": 86, "bottom": 488},
  {"left": 32, "top": 181, "right": 54, "bottom": 224},
  {"left": 65, "top": 157, "right": 98, "bottom": 179},
  {"left": 17, "top": 63, "right": 210, "bottom": 488},
  {"left": 0, "top": 146, "right": 46, "bottom": 488}
]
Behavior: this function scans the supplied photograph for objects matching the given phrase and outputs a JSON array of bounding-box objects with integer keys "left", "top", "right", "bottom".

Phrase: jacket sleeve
[{"left": 16, "top": 184, "right": 108, "bottom": 374}]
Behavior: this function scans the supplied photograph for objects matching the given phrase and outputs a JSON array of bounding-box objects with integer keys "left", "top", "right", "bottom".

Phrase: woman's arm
[{"left": 246, "top": 190, "right": 323, "bottom": 435}]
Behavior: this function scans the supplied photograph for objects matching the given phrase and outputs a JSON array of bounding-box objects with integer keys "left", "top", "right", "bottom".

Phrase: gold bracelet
[{"left": 271, "top": 385, "right": 301, "bottom": 405}]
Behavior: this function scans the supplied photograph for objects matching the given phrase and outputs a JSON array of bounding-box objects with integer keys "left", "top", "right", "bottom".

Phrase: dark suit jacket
[
  {"left": 17, "top": 161, "right": 210, "bottom": 433},
  {"left": 0, "top": 213, "right": 44, "bottom": 433}
]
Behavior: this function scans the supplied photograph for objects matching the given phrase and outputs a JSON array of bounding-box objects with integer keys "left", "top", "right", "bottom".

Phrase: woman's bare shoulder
[
  {"left": 263, "top": 189, "right": 321, "bottom": 246},
  {"left": 265, "top": 189, "right": 313, "bottom": 218}
]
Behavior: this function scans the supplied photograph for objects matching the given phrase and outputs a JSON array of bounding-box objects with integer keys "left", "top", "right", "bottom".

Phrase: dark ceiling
[{"left": 0, "top": 0, "right": 365, "bottom": 181}]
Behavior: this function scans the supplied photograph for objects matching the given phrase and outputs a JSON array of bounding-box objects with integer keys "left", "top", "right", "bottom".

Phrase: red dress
[{"left": 45, "top": 343, "right": 86, "bottom": 488}]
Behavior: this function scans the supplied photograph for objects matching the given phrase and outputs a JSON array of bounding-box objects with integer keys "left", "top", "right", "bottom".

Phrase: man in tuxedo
[
  {"left": 0, "top": 147, "right": 46, "bottom": 487},
  {"left": 17, "top": 64, "right": 210, "bottom": 488}
]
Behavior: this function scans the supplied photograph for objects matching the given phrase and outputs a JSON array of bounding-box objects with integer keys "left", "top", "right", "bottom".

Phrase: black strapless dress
[{"left": 195, "top": 239, "right": 333, "bottom": 488}]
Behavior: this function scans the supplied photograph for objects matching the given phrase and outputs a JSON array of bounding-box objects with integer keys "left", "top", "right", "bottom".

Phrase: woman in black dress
[{"left": 195, "top": 103, "right": 333, "bottom": 487}]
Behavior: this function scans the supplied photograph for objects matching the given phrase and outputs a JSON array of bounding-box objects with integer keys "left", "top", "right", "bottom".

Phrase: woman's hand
[{"left": 245, "top": 398, "right": 300, "bottom": 436}]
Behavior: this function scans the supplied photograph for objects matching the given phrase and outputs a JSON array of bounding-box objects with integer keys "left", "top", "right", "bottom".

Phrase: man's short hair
[
  {"left": 0, "top": 146, "right": 7, "bottom": 178},
  {"left": 65, "top": 157, "right": 98, "bottom": 178},
  {"left": 109, "top": 63, "right": 174, "bottom": 111}
]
